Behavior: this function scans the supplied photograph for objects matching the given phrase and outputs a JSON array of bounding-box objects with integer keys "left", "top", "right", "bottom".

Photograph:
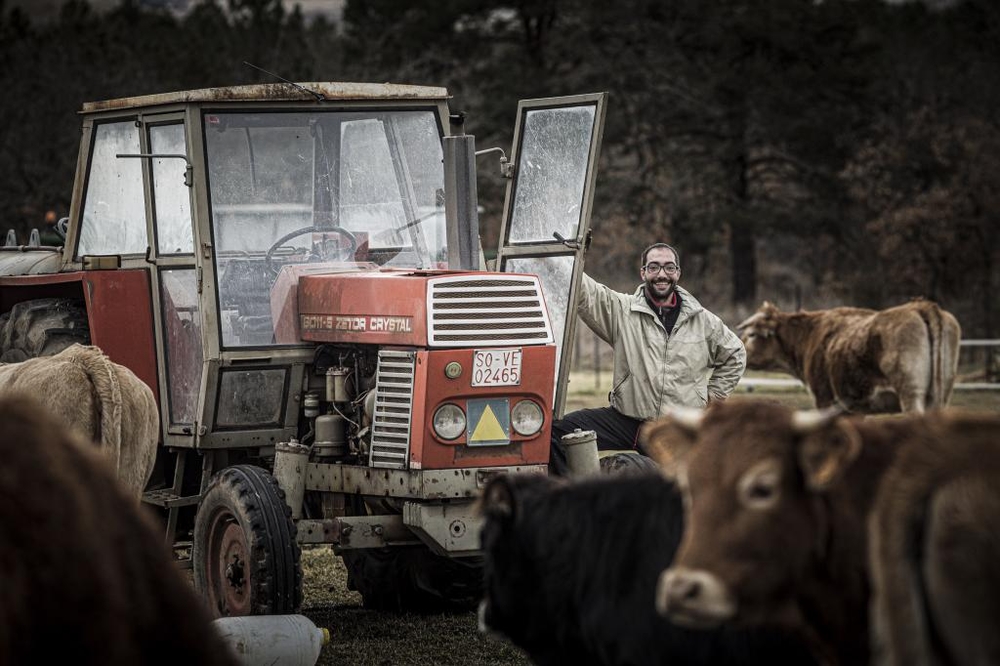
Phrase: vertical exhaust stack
[{"left": 443, "top": 113, "right": 481, "bottom": 271}]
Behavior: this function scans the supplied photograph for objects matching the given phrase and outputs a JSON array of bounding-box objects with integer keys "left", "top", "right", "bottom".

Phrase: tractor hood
[{"left": 281, "top": 269, "right": 554, "bottom": 348}]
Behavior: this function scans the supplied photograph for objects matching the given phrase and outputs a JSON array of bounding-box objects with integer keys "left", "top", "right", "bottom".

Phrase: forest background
[{"left": 1, "top": 0, "right": 998, "bottom": 338}]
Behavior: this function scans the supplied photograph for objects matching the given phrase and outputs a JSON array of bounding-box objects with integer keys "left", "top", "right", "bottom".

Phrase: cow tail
[
  {"left": 920, "top": 302, "right": 944, "bottom": 409},
  {"left": 71, "top": 345, "right": 124, "bottom": 471},
  {"left": 932, "top": 303, "right": 944, "bottom": 408}
]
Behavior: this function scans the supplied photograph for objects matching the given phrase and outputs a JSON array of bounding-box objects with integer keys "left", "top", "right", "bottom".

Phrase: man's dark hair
[{"left": 641, "top": 243, "right": 680, "bottom": 267}]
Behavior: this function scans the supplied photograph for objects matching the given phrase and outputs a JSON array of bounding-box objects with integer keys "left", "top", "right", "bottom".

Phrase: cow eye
[
  {"left": 738, "top": 462, "right": 781, "bottom": 509},
  {"left": 747, "top": 481, "right": 774, "bottom": 501}
]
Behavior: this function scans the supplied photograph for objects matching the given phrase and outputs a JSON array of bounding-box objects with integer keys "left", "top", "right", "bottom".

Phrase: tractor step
[{"left": 142, "top": 488, "right": 202, "bottom": 508}]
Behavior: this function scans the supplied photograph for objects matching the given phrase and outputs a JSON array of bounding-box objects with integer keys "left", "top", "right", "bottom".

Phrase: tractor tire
[
  {"left": 599, "top": 450, "right": 660, "bottom": 477},
  {"left": 0, "top": 298, "right": 90, "bottom": 362},
  {"left": 341, "top": 546, "right": 483, "bottom": 613},
  {"left": 193, "top": 465, "right": 303, "bottom": 617}
]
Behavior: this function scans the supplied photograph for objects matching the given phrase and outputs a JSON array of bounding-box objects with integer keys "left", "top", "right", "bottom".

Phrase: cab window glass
[
  {"left": 204, "top": 110, "right": 445, "bottom": 348},
  {"left": 160, "top": 268, "right": 202, "bottom": 426},
  {"left": 151, "top": 124, "right": 193, "bottom": 255},
  {"left": 78, "top": 121, "right": 147, "bottom": 256}
]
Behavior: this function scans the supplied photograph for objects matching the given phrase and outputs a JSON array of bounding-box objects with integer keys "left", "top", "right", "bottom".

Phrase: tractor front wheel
[{"left": 193, "top": 465, "right": 302, "bottom": 616}]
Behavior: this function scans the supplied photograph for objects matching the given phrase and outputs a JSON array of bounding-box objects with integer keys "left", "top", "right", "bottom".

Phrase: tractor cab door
[
  {"left": 87, "top": 111, "right": 204, "bottom": 446},
  {"left": 139, "top": 115, "right": 206, "bottom": 445},
  {"left": 495, "top": 93, "right": 607, "bottom": 419}
]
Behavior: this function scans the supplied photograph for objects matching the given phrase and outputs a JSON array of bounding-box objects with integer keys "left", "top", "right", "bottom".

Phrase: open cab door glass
[{"left": 495, "top": 93, "right": 607, "bottom": 418}]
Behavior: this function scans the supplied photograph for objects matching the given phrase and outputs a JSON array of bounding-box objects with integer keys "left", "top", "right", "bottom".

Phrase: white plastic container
[
  {"left": 212, "top": 614, "right": 330, "bottom": 666},
  {"left": 561, "top": 428, "right": 600, "bottom": 477}
]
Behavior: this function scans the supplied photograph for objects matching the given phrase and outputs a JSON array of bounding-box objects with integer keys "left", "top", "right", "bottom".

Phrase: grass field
[{"left": 301, "top": 375, "right": 1000, "bottom": 666}]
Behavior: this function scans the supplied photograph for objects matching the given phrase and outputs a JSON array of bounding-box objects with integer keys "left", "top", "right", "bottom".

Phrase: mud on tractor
[{"left": 0, "top": 82, "right": 607, "bottom": 614}]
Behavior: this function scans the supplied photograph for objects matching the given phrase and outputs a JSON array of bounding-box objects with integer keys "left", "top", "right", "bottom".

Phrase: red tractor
[{"left": 0, "top": 82, "right": 607, "bottom": 614}]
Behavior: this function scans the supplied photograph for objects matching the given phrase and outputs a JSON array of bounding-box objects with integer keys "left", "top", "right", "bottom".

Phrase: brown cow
[
  {"left": 642, "top": 399, "right": 1000, "bottom": 666},
  {"left": 736, "top": 299, "right": 960, "bottom": 413},
  {"left": 869, "top": 418, "right": 1000, "bottom": 666},
  {"left": 0, "top": 395, "right": 237, "bottom": 666},
  {"left": 0, "top": 343, "right": 158, "bottom": 497}
]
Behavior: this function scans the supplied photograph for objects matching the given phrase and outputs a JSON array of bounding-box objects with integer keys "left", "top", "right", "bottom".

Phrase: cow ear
[
  {"left": 796, "top": 418, "right": 862, "bottom": 491},
  {"left": 639, "top": 409, "right": 702, "bottom": 479},
  {"left": 478, "top": 475, "right": 517, "bottom": 521}
]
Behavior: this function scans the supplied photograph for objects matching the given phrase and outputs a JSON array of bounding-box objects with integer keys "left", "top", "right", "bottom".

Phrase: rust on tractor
[{"left": 82, "top": 82, "right": 450, "bottom": 113}]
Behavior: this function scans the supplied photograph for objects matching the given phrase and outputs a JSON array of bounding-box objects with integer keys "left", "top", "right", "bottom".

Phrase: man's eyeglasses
[{"left": 643, "top": 262, "right": 679, "bottom": 275}]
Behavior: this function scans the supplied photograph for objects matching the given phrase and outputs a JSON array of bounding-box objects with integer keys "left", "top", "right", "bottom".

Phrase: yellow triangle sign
[{"left": 471, "top": 405, "right": 507, "bottom": 442}]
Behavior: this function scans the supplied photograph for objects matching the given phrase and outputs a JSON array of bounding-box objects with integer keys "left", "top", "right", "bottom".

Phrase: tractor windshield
[{"left": 203, "top": 108, "right": 446, "bottom": 347}]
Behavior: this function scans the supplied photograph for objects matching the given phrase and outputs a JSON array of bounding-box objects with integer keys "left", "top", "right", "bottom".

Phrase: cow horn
[
  {"left": 666, "top": 406, "right": 705, "bottom": 431},
  {"left": 735, "top": 313, "right": 760, "bottom": 331},
  {"left": 790, "top": 406, "right": 843, "bottom": 434}
]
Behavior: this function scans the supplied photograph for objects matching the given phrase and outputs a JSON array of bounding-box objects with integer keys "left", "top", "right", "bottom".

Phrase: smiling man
[{"left": 549, "top": 242, "right": 746, "bottom": 474}]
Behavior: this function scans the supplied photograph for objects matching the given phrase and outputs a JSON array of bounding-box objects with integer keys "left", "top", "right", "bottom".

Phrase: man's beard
[{"left": 646, "top": 277, "right": 676, "bottom": 302}]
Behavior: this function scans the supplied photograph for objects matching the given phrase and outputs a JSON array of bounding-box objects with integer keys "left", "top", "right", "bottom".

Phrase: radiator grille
[
  {"left": 426, "top": 275, "right": 554, "bottom": 347},
  {"left": 369, "top": 350, "right": 415, "bottom": 469}
]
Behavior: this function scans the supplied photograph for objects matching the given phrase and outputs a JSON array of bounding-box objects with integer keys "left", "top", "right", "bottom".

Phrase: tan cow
[
  {"left": 642, "top": 399, "right": 1000, "bottom": 666},
  {"left": 0, "top": 344, "right": 158, "bottom": 497},
  {"left": 736, "top": 299, "right": 960, "bottom": 413},
  {"left": 0, "top": 395, "right": 237, "bottom": 666}
]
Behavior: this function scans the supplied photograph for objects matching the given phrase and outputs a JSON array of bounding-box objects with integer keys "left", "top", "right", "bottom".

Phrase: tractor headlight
[
  {"left": 511, "top": 400, "right": 544, "bottom": 436},
  {"left": 433, "top": 403, "right": 467, "bottom": 440}
]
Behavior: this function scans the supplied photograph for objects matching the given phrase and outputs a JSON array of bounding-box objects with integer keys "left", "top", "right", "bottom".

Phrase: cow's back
[
  {"left": 870, "top": 411, "right": 1000, "bottom": 665},
  {"left": 0, "top": 345, "right": 159, "bottom": 497},
  {"left": 0, "top": 354, "right": 101, "bottom": 441}
]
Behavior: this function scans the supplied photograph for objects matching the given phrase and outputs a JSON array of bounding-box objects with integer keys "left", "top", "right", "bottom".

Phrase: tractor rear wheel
[
  {"left": 193, "top": 465, "right": 303, "bottom": 616},
  {"left": 0, "top": 298, "right": 90, "bottom": 362},
  {"left": 341, "top": 546, "right": 483, "bottom": 613}
]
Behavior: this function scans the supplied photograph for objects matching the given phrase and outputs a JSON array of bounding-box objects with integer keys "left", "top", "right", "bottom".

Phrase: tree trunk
[
  {"left": 730, "top": 219, "right": 757, "bottom": 306},
  {"left": 729, "top": 149, "right": 757, "bottom": 306}
]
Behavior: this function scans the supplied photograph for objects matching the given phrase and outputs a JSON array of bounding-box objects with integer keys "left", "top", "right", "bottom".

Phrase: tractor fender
[{"left": 0, "top": 248, "right": 63, "bottom": 276}]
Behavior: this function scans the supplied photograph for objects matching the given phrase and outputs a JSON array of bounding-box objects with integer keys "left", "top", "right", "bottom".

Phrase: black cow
[{"left": 478, "top": 472, "right": 816, "bottom": 666}]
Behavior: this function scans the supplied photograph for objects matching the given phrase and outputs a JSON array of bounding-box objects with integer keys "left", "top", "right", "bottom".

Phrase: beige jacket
[{"left": 578, "top": 274, "right": 746, "bottom": 419}]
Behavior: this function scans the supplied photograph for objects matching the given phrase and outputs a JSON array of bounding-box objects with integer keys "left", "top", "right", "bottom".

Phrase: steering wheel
[{"left": 265, "top": 226, "right": 358, "bottom": 274}]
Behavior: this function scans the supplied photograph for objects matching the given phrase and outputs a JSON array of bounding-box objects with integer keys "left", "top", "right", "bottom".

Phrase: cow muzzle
[{"left": 656, "top": 566, "right": 737, "bottom": 628}]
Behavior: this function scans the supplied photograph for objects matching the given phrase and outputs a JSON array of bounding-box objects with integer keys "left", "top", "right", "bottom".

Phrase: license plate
[{"left": 472, "top": 348, "right": 522, "bottom": 387}]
